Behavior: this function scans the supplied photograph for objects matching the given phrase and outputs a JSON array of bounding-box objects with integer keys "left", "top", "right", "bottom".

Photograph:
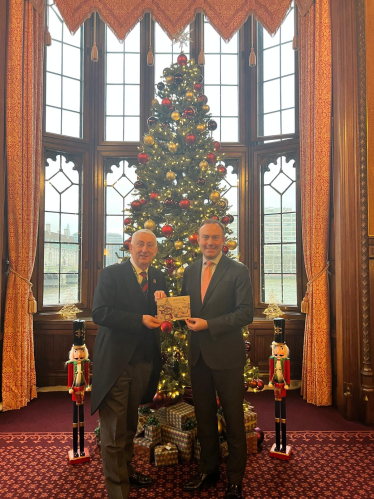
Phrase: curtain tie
[
  {"left": 301, "top": 262, "right": 330, "bottom": 314},
  {"left": 9, "top": 266, "right": 37, "bottom": 314}
]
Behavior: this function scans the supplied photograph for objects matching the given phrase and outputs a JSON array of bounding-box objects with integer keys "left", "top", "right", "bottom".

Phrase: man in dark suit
[
  {"left": 91, "top": 229, "right": 167, "bottom": 499},
  {"left": 182, "top": 219, "right": 253, "bottom": 499}
]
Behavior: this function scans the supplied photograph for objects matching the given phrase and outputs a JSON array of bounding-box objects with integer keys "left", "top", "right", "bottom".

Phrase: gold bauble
[
  {"left": 226, "top": 239, "right": 237, "bottom": 250},
  {"left": 143, "top": 134, "right": 155, "bottom": 146},
  {"left": 151, "top": 98, "right": 158, "bottom": 106},
  {"left": 174, "top": 330, "right": 186, "bottom": 339},
  {"left": 174, "top": 240, "right": 183, "bottom": 250},
  {"left": 199, "top": 160, "right": 208, "bottom": 170},
  {"left": 168, "top": 142, "right": 178, "bottom": 153},
  {"left": 171, "top": 111, "right": 180, "bottom": 121},
  {"left": 144, "top": 219, "right": 156, "bottom": 231},
  {"left": 197, "top": 123, "right": 205, "bottom": 132},
  {"left": 202, "top": 104, "right": 210, "bottom": 113},
  {"left": 209, "top": 190, "right": 221, "bottom": 203},
  {"left": 176, "top": 267, "right": 185, "bottom": 277},
  {"left": 166, "top": 75, "right": 173, "bottom": 85},
  {"left": 185, "top": 90, "right": 194, "bottom": 101},
  {"left": 218, "top": 419, "right": 224, "bottom": 435},
  {"left": 217, "top": 197, "right": 228, "bottom": 208},
  {"left": 166, "top": 170, "right": 176, "bottom": 181}
]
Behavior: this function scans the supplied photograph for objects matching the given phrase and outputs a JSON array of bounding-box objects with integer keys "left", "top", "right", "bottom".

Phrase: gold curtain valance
[{"left": 29, "top": 0, "right": 314, "bottom": 41}]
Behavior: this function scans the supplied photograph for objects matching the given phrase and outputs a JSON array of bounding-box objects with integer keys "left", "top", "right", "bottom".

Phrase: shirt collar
[
  {"left": 130, "top": 257, "right": 148, "bottom": 275},
  {"left": 202, "top": 252, "right": 223, "bottom": 267}
]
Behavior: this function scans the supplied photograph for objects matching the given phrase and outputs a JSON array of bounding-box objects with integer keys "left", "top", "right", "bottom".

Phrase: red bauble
[
  {"left": 221, "top": 216, "right": 230, "bottom": 225},
  {"left": 188, "top": 233, "right": 199, "bottom": 245},
  {"left": 124, "top": 217, "right": 131, "bottom": 225},
  {"left": 138, "top": 152, "right": 149, "bottom": 164},
  {"left": 140, "top": 198, "right": 147, "bottom": 205},
  {"left": 177, "top": 53, "right": 188, "bottom": 66},
  {"left": 211, "top": 215, "right": 219, "bottom": 221},
  {"left": 179, "top": 198, "right": 191, "bottom": 210},
  {"left": 222, "top": 245, "right": 229, "bottom": 254},
  {"left": 216, "top": 396, "right": 221, "bottom": 409},
  {"left": 197, "top": 178, "right": 206, "bottom": 186},
  {"left": 254, "top": 427, "right": 264, "bottom": 446},
  {"left": 227, "top": 214, "right": 234, "bottom": 223},
  {"left": 186, "top": 134, "right": 197, "bottom": 145},
  {"left": 153, "top": 391, "right": 165, "bottom": 404},
  {"left": 183, "top": 107, "right": 195, "bottom": 117},
  {"left": 149, "top": 191, "right": 159, "bottom": 200},
  {"left": 245, "top": 341, "right": 251, "bottom": 353},
  {"left": 213, "top": 141, "right": 221, "bottom": 151},
  {"left": 217, "top": 165, "right": 227, "bottom": 174},
  {"left": 206, "top": 152, "right": 216, "bottom": 164},
  {"left": 198, "top": 94, "right": 208, "bottom": 104},
  {"left": 162, "top": 224, "right": 174, "bottom": 237},
  {"left": 164, "top": 257, "right": 175, "bottom": 268},
  {"left": 194, "top": 83, "right": 202, "bottom": 92},
  {"left": 162, "top": 97, "right": 172, "bottom": 108},
  {"left": 161, "top": 320, "right": 173, "bottom": 333},
  {"left": 249, "top": 379, "right": 258, "bottom": 389},
  {"left": 131, "top": 200, "right": 141, "bottom": 211},
  {"left": 256, "top": 379, "right": 265, "bottom": 391},
  {"left": 123, "top": 237, "right": 132, "bottom": 251}
]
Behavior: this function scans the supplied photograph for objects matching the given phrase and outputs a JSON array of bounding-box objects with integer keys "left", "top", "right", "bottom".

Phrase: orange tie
[{"left": 201, "top": 261, "right": 213, "bottom": 302}]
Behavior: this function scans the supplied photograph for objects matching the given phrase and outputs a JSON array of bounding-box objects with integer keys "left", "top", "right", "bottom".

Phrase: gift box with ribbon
[
  {"left": 165, "top": 401, "right": 196, "bottom": 431},
  {"left": 244, "top": 410, "right": 257, "bottom": 433},
  {"left": 246, "top": 431, "right": 258, "bottom": 454},
  {"left": 154, "top": 443, "right": 179, "bottom": 466},
  {"left": 133, "top": 437, "right": 157, "bottom": 461},
  {"left": 144, "top": 424, "right": 162, "bottom": 443}
]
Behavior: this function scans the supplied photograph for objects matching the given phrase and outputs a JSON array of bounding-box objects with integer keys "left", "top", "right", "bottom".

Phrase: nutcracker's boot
[
  {"left": 274, "top": 400, "right": 281, "bottom": 452},
  {"left": 79, "top": 405, "right": 85, "bottom": 456},
  {"left": 73, "top": 403, "right": 79, "bottom": 458},
  {"left": 280, "top": 398, "right": 287, "bottom": 453}
]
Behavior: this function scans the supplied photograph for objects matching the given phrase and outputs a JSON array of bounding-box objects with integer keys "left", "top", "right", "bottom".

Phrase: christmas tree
[{"left": 121, "top": 51, "right": 257, "bottom": 402}]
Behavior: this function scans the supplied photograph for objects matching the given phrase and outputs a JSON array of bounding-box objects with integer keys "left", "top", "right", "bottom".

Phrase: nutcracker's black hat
[
  {"left": 73, "top": 320, "right": 86, "bottom": 346},
  {"left": 273, "top": 318, "right": 286, "bottom": 344}
]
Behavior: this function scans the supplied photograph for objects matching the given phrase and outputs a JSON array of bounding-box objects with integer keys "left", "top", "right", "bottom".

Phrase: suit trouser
[
  {"left": 191, "top": 354, "right": 247, "bottom": 485},
  {"left": 99, "top": 360, "right": 153, "bottom": 499}
]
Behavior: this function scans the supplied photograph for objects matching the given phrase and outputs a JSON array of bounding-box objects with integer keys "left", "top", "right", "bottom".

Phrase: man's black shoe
[
  {"left": 225, "top": 483, "right": 243, "bottom": 498},
  {"left": 129, "top": 471, "right": 153, "bottom": 488},
  {"left": 182, "top": 472, "right": 220, "bottom": 491}
]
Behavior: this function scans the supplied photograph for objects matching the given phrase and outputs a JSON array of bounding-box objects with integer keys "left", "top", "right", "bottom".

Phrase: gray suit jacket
[
  {"left": 181, "top": 255, "right": 253, "bottom": 370},
  {"left": 91, "top": 259, "right": 167, "bottom": 414}
]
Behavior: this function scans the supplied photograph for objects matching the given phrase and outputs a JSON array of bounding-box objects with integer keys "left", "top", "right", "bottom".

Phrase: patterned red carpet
[{"left": 1, "top": 430, "right": 373, "bottom": 498}]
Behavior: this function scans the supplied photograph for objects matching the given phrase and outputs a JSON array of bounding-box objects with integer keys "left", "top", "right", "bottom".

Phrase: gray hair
[{"left": 132, "top": 229, "right": 158, "bottom": 245}]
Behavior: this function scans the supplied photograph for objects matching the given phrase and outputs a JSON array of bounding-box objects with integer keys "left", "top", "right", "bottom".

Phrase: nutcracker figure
[
  {"left": 269, "top": 318, "right": 292, "bottom": 459},
  {"left": 67, "top": 320, "right": 91, "bottom": 464}
]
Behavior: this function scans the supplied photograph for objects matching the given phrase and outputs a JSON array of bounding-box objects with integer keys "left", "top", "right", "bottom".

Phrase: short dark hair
[{"left": 199, "top": 219, "right": 225, "bottom": 235}]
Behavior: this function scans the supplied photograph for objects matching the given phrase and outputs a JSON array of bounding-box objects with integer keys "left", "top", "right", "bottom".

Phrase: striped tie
[
  {"left": 201, "top": 261, "right": 213, "bottom": 302},
  {"left": 140, "top": 271, "right": 148, "bottom": 296}
]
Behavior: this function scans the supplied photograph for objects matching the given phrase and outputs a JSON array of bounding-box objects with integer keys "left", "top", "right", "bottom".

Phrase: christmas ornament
[
  {"left": 162, "top": 97, "right": 172, "bottom": 108},
  {"left": 140, "top": 198, "right": 147, "bottom": 205},
  {"left": 168, "top": 142, "right": 178, "bottom": 153},
  {"left": 134, "top": 180, "right": 145, "bottom": 189},
  {"left": 249, "top": 379, "right": 258, "bottom": 389},
  {"left": 151, "top": 98, "right": 158, "bottom": 105},
  {"left": 197, "top": 123, "right": 205, "bottom": 133},
  {"left": 173, "top": 350, "right": 182, "bottom": 360},
  {"left": 176, "top": 267, "right": 185, "bottom": 277},
  {"left": 217, "top": 198, "right": 228, "bottom": 208},
  {"left": 162, "top": 224, "right": 174, "bottom": 236},
  {"left": 217, "top": 165, "right": 227, "bottom": 174},
  {"left": 207, "top": 119, "right": 217, "bottom": 131},
  {"left": 138, "top": 152, "right": 149, "bottom": 164},
  {"left": 227, "top": 214, "right": 234, "bottom": 223},
  {"left": 213, "top": 141, "right": 221, "bottom": 151},
  {"left": 164, "top": 257, "right": 175, "bottom": 268},
  {"left": 226, "top": 239, "right": 237, "bottom": 250},
  {"left": 123, "top": 238, "right": 132, "bottom": 251},
  {"left": 217, "top": 419, "right": 224, "bottom": 435},
  {"left": 206, "top": 152, "right": 216, "bottom": 164},
  {"left": 164, "top": 198, "right": 174, "bottom": 208},
  {"left": 216, "top": 396, "right": 221, "bottom": 408},
  {"left": 174, "top": 240, "right": 183, "bottom": 250},
  {"left": 153, "top": 391, "right": 165, "bottom": 403},
  {"left": 222, "top": 245, "right": 229, "bottom": 254},
  {"left": 161, "top": 321, "right": 173, "bottom": 333},
  {"left": 209, "top": 191, "right": 220, "bottom": 203},
  {"left": 177, "top": 53, "right": 188, "bottom": 66},
  {"left": 131, "top": 200, "right": 141, "bottom": 211},
  {"left": 198, "top": 94, "right": 208, "bottom": 104},
  {"left": 179, "top": 198, "right": 191, "bottom": 210},
  {"left": 149, "top": 191, "right": 159, "bottom": 200},
  {"left": 211, "top": 215, "right": 219, "bottom": 220},
  {"left": 174, "top": 73, "right": 183, "bottom": 84},
  {"left": 147, "top": 116, "right": 158, "bottom": 127},
  {"left": 124, "top": 217, "right": 131, "bottom": 225},
  {"left": 254, "top": 427, "right": 264, "bottom": 446},
  {"left": 186, "top": 134, "right": 196, "bottom": 145},
  {"left": 165, "top": 75, "right": 173, "bottom": 85},
  {"left": 188, "top": 233, "right": 199, "bottom": 245},
  {"left": 171, "top": 111, "right": 180, "bottom": 121},
  {"left": 143, "top": 135, "right": 155, "bottom": 146},
  {"left": 183, "top": 107, "right": 195, "bottom": 117},
  {"left": 245, "top": 341, "right": 251, "bottom": 353},
  {"left": 194, "top": 82, "right": 202, "bottom": 92},
  {"left": 166, "top": 170, "right": 176, "bottom": 181},
  {"left": 202, "top": 106, "right": 210, "bottom": 115},
  {"left": 244, "top": 382, "right": 249, "bottom": 391},
  {"left": 185, "top": 90, "right": 194, "bottom": 101},
  {"left": 157, "top": 82, "right": 165, "bottom": 90},
  {"left": 197, "top": 177, "right": 205, "bottom": 186},
  {"left": 256, "top": 379, "right": 265, "bottom": 391},
  {"left": 168, "top": 267, "right": 176, "bottom": 276},
  {"left": 199, "top": 160, "right": 208, "bottom": 170},
  {"left": 144, "top": 219, "right": 156, "bottom": 231},
  {"left": 221, "top": 216, "right": 230, "bottom": 225}
]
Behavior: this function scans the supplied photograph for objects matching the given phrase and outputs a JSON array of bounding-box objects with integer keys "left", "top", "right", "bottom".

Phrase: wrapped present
[
  {"left": 144, "top": 424, "right": 161, "bottom": 443},
  {"left": 244, "top": 411, "right": 257, "bottom": 433},
  {"left": 194, "top": 438, "right": 201, "bottom": 460},
  {"left": 133, "top": 437, "right": 157, "bottom": 461},
  {"left": 161, "top": 423, "right": 197, "bottom": 461},
  {"left": 246, "top": 431, "right": 257, "bottom": 454},
  {"left": 135, "top": 420, "right": 145, "bottom": 438},
  {"left": 165, "top": 401, "right": 195, "bottom": 431},
  {"left": 220, "top": 439, "right": 229, "bottom": 459},
  {"left": 154, "top": 443, "right": 179, "bottom": 466}
]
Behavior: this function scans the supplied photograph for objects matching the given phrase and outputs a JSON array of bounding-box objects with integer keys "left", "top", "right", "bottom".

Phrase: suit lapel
[
  {"left": 201, "top": 255, "right": 230, "bottom": 308},
  {"left": 122, "top": 259, "right": 146, "bottom": 311}
]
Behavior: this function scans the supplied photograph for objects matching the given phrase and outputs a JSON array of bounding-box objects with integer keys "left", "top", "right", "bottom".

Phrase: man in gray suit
[
  {"left": 182, "top": 219, "right": 253, "bottom": 499},
  {"left": 91, "top": 229, "right": 167, "bottom": 499}
]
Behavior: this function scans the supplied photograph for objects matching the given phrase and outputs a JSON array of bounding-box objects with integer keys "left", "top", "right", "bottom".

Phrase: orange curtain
[
  {"left": 51, "top": 0, "right": 314, "bottom": 41},
  {"left": 299, "top": 0, "right": 332, "bottom": 405},
  {"left": 2, "top": 0, "right": 44, "bottom": 411}
]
